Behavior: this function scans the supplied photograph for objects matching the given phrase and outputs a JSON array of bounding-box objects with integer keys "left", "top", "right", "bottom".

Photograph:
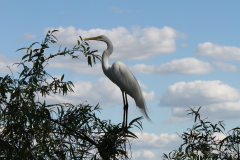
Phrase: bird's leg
[
  {"left": 122, "top": 92, "right": 126, "bottom": 130},
  {"left": 125, "top": 92, "right": 128, "bottom": 130},
  {"left": 122, "top": 92, "right": 127, "bottom": 154}
]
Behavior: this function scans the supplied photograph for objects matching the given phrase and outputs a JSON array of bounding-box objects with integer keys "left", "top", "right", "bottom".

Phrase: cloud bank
[
  {"left": 43, "top": 77, "right": 155, "bottom": 108},
  {"left": 160, "top": 80, "right": 240, "bottom": 122},
  {"left": 130, "top": 57, "right": 214, "bottom": 74},
  {"left": 0, "top": 55, "right": 19, "bottom": 74},
  {"left": 45, "top": 26, "right": 179, "bottom": 61},
  {"left": 195, "top": 42, "right": 240, "bottom": 61},
  {"left": 213, "top": 61, "right": 238, "bottom": 72},
  {"left": 48, "top": 57, "right": 213, "bottom": 75},
  {"left": 131, "top": 132, "right": 182, "bottom": 160}
]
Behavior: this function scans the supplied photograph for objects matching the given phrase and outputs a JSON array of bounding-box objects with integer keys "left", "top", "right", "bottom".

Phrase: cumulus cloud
[
  {"left": 214, "top": 133, "right": 226, "bottom": 141},
  {"left": 20, "top": 33, "right": 36, "bottom": 41},
  {"left": 43, "top": 26, "right": 185, "bottom": 75},
  {"left": 130, "top": 132, "right": 182, "bottom": 159},
  {"left": 195, "top": 42, "right": 240, "bottom": 61},
  {"left": 132, "top": 150, "right": 157, "bottom": 160},
  {"left": 133, "top": 132, "right": 181, "bottom": 150},
  {"left": 160, "top": 80, "right": 240, "bottom": 107},
  {"left": 43, "top": 77, "right": 155, "bottom": 109},
  {"left": 0, "top": 55, "right": 19, "bottom": 74},
  {"left": 213, "top": 61, "right": 238, "bottom": 72},
  {"left": 48, "top": 57, "right": 213, "bottom": 75},
  {"left": 44, "top": 26, "right": 179, "bottom": 61},
  {"left": 130, "top": 132, "right": 227, "bottom": 160},
  {"left": 48, "top": 56, "right": 102, "bottom": 75},
  {"left": 167, "top": 100, "right": 240, "bottom": 123},
  {"left": 160, "top": 80, "right": 240, "bottom": 122},
  {"left": 130, "top": 57, "right": 214, "bottom": 74},
  {"left": 130, "top": 132, "right": 183, "bottom": 160}
]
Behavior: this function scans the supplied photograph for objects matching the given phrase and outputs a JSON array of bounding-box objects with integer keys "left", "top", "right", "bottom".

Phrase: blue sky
[{"left": 1, "top": 0, "right": 240, "bottom": 159}]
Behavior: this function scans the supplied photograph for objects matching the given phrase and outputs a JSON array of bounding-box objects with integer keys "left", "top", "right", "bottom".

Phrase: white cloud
[
  {"left": 138, "top": 81, "right": 149, "bottom": 89},
  {"left": 167, "top": 100, "right": 240, "bottom": 123},
  {"left": 195, "top": 42, "right": 240, "bottom": 61},
  {"left": 213, "top": 61, "right": 238, "bottom": 72},
  {"left": 48, "top": 56, "right": 102, "bottom": 75},
  {"left": 45, "top": 26, "right": 179, "bottom": 61},
  {"left": 213, "top": 132, "right": 226, "bottom": 141},
  {"left": 0, "top": 55, "right": 19, "bottom": 74},
  {"left": 133, "top": 132, "right": 181, "bottom": 149},
  {"left": 160, "top": 80, "right": 240, "bottom": 107},
  {"left": 132, "top": 151, "right": 141, "bottom": 159},
  {"left": 130, "top": 64, "right": 155, "bottom": 74},
  {"left": 21, "top": 33, "right": 36, "bottom": 41},
  {"left": 143, "top": 91, "right": 155, "bottom": 102},
  {"left": 43, "top": 77, "right": 155, "bottom": 109},
  {"left": 48, "top": 57, "right": 213, "bottom": 75},
  {"left": 142, "top": 150, "right": 157, "bottom": 159},
  {"left": 131, "top": 132, "right": 226, "bottom": 160},
  {"left": 43, "top": 26, "right": 186, "bottom": 75},
  {"left": 130, "top": 132, "right": 183, "bottom": 160},
  {"left": 160, "top": 80, "right": 240, "bottom": 122},
  {"left": 132, "top": 150, "right": 157, "bottom": 160},
  {"left": 130, "top": 58, "right": 214, "bottom": 74}
]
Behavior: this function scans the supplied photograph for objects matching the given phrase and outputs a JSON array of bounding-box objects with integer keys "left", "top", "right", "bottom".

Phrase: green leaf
[
  {"left": 52, "top": 34, "right": 58, "bottom": 41},
  {"left": 61, "top": 74, "right": 64, "bottom": 81},
  {"left": 16, "top": 47, "right": 27, "bottom": 52},
  {"left": 1, "top": 30, "right": 140, "bottom": 160},
  {"left": 193, "top": 124, "right": 202, "bottom": 130},
  {"left": 79, "top": 36, "right": 83, "bottom": 41},
  {"left": 88, "top": 56, "right": 92, "bottom": 67},
  {"left": 93, "top": 55, "right": 96, "bottom": 64},
  {"left": 21, "top": 54, "right": 29, "bottom": 60},
  {"left": 50, "top": 40, "right": 56, "bottom": 43},
  {"left": 52, "top": 29, "right": 59, "bottom": 33}
]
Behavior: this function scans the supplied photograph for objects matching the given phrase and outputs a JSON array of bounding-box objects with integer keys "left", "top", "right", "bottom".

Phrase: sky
[{"left": 1, "top": 0, "right": 240, "bottom": 159}]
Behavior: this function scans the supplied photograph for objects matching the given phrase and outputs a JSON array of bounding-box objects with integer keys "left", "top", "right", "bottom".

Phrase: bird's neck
[
  {"left": 106, "top": 39, "right": 113, "bottom": 53},
  {"left": 102, "top": 40, "right": 113, "bottom": 74}
]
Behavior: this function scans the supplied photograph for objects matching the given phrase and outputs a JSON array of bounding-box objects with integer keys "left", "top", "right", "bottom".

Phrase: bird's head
[
  {"left": 84, "top": 35, "right": 108, "bottom": 42},
  {"left": 84, "top": 35, "right": 112, "bottom": 51}
]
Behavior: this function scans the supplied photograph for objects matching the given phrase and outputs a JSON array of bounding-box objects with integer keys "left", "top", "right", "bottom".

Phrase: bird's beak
[{"left": 84, "top": 36, "right": 99, "bottom": 41}]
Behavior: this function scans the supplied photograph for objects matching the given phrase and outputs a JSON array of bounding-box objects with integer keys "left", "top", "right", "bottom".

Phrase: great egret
[{"left": 84, "top": 35, "right": 151, "bottom": 129}]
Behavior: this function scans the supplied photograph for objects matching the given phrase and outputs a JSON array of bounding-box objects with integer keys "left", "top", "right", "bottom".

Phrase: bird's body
[
  {"left": 84, "top": 35, "right": 150, "bottom": 127},
  {"left": 108, "top": 61, "right": 149, "bottom": 119}
]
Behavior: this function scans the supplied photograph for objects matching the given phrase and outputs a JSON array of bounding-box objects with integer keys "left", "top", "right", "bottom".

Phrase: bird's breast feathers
[{"left": 109, "top": 61, "right": 139, "bottom": 97}]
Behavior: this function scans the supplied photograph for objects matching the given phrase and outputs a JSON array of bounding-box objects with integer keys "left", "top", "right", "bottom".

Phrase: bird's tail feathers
[{"left": 135, "top": 96, "right": 151, "bottom": 122}]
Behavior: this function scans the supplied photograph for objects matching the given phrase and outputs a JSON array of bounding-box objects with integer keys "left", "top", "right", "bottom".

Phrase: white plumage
[{"left": 84, "top": 35, "right": 151, "bottom": 127}]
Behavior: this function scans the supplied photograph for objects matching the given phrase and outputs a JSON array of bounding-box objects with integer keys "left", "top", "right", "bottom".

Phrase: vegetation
[
  {"left": 163, "top": 107, "right": 240, "bottom": 160},
  {"left": 0, "top": 30, "right": 142, "bottom": 160},
  {"left": 2, "top": 29, "right": 239, "bottom": 160}
]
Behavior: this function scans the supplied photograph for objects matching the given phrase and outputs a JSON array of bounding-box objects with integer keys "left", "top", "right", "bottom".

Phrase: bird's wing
[
  {"left": 109, "top": 61, "right": 151, "bottom": 121},
  {"left": 110, "top": 61, "right": 138, "bottom": 97}
]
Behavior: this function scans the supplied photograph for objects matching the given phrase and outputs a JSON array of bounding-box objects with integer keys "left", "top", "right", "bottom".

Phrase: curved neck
[
  {"left": 106, "top": 39, "right": 113, "bottom": 54},
  {"left": 102, "top": 39, "right": 113, "bottom": 74}
]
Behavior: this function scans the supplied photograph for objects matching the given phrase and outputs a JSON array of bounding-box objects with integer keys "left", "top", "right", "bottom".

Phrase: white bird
[{"left": 84, "top": 35, "right": 151, "bottom": 128}]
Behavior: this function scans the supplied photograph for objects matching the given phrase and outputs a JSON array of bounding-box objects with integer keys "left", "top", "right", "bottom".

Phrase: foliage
[
  {"left": 163, "top": 107, "right": 240, "bottom": 160},
  {"left": 0, "top": 30, "right": 142, "bottom": 160}
]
